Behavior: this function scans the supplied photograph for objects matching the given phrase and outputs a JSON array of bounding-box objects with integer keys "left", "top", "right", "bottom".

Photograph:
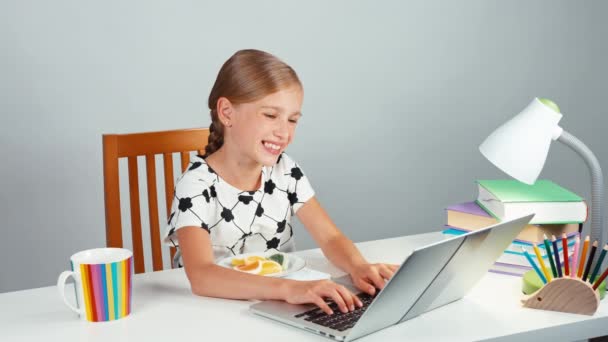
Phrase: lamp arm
[{"left": 557, "top": 130, "right": 605, "bottom": 247}]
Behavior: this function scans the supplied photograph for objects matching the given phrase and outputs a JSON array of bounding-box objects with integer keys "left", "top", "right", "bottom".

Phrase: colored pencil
[
  {"left": 562, "top": 233, "right": 569, "bottom": 277},
  {"left": 522, "top": 247, "right": 547, "bottom": 284},
  {"left": 593, "top": 265, "right": 608, "bottom": 290},
  {"left": 533, "top": 244, "right": 552, "bottom": 282},
  {"left": 577, "top": 236, "right": 590, "bottom": 278},
  {"left": 552, "top": 235, "right": 562, "bottom": 278},
  {"left": 590, "top": 244, "right": 608, "bottom": 283},
  {"left": 583, "top": 241, "right": 598, "bottom": 282},
  {"left": 571, "top": 235, "right": 580, "bottom": 278},
  {"left": 543, "top": 234, "right": 558, "bottom": 278}
]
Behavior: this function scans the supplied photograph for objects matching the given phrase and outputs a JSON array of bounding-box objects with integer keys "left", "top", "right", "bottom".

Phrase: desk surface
[{"left": 2, "top": 232, "right": 608, "bottom": 342}]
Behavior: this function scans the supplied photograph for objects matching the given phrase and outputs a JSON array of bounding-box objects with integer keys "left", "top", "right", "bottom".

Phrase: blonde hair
[{"left": 203, "top": 49, "right": 302, "bottom": 157}]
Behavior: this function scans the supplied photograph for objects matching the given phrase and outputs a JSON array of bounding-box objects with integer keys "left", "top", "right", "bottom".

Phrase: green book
[{"left": 476, "top": 180, "right": 587, "bottom": 224}]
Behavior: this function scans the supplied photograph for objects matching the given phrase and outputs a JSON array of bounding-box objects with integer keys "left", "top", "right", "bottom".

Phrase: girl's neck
[{"left": 205, "top": 146, "right": 262, "bottom": 192}]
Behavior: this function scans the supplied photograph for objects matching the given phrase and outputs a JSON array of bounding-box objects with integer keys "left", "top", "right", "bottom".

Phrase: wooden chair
[{"left": 103, "top": 128, "right": 209, "bottom": 274}]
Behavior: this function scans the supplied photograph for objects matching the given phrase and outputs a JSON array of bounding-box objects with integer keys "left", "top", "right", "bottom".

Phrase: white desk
[{"left": 2, "top": 232, "right": 608, "bottom": 342}]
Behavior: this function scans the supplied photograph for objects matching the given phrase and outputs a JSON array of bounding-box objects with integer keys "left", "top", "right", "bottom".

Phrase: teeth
[{"left": 264, "top": 142, "right": 280, "bottom": 151}]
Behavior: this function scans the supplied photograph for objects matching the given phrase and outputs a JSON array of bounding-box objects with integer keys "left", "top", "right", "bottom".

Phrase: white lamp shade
[{"left": 479, "top": 98, "right": 564, "bottom": 184}]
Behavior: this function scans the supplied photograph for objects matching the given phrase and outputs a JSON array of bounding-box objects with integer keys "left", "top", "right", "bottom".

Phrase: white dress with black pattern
[{"left": 163, "top": 153, "right": 315, "bottom": 267}]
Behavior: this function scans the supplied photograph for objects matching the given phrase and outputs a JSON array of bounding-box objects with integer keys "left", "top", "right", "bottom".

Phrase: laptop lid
[
  {"left": 346, "top": 214, "right": 533, "bottom": 341},
  {"left": 399, "top": 213, "right": 535, "bottom": 322}
]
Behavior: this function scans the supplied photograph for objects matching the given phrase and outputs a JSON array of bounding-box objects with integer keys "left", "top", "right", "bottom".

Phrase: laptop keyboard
[{"left": 294, "top": 292, "right": 377, "bottom": 331}]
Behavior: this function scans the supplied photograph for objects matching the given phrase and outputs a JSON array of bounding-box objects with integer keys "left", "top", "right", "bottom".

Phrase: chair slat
[
  {"left": 127, "top": 157, "right": 145, "bottom": 274},
  {"left": 103, "top": 135, "right": 123, "bottom": 249},
  {"left": 170, "top": 245, "right": 176, "bottom": 268},
  {"left": 163, "top": 153, "right": 177, "bottom": 267},
  {"left": 163, "top": 153, "right": 174, "bottom": 216},
  {"left": 146, "top": 154, "right": 164, "bottom": 272},
  {"left": 180, "top": 152, "right": 190, "bottom": 172}
]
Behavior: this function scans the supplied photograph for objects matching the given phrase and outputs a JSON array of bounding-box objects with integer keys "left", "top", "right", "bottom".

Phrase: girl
[{"left": 164, "top": 49, "right": 398, "bottom": 315}]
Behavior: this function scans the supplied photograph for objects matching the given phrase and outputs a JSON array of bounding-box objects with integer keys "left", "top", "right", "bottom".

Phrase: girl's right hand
[{"left": 281, "top": 279, "right": 363, "bottom": 315}]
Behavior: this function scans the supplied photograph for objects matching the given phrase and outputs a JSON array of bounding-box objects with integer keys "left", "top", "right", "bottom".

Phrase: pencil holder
[{"left": 521, "top": 277, "right": 599, "bottom": 315}]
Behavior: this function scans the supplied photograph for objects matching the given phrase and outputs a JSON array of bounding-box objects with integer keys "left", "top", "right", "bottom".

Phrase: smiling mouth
[{"left": 262, "top": 141, "right": 282, "bottom": 155}]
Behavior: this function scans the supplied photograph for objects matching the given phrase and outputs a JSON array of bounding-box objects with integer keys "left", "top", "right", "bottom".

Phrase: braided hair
[{"left": 203, "top": 49, "right": 302, "bottom": 158}]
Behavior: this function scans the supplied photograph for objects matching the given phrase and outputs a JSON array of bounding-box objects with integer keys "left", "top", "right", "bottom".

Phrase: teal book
[{"left": 476, "top": 180, "right": 587, "bottom": 224}]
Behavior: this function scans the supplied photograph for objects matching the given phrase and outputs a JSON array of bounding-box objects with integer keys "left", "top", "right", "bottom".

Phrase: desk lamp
[{"left": 479, "top": 98, "right": 605, "bottom": 248}]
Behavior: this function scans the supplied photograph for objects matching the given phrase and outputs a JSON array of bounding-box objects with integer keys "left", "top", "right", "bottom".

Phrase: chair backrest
[{"left": 102, "top": 128, "right": 209, "bottom": 274}]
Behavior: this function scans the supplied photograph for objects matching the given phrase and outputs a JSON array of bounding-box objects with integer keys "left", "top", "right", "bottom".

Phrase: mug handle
[{"left": 57, "top": 271, "right": 83, "bottom": 315}]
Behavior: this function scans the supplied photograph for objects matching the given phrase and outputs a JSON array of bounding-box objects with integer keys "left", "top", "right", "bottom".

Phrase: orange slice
[
  {"left": 233, "top": 260, "right": 262, "bottom": 274},
  {"left": 244, "top": 255, "right": 267, "bottom": 265},
  {"left": 259, "top": 260, "right": 283, "bottom": 276}
]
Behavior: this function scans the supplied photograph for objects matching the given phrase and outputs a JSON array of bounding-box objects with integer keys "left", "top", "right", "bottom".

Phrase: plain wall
[{"left": 1, "top": 0, "right": 607, "bottom": 292}]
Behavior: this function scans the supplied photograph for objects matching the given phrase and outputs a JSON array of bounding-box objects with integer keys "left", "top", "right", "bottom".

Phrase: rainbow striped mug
[{"left": 57, "top": 248, "right": 133, "bottom": 322}]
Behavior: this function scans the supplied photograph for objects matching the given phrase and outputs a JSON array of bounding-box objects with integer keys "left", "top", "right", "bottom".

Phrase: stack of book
[{"left": 443, "top": 180, "right": 587, "bottom": 276}]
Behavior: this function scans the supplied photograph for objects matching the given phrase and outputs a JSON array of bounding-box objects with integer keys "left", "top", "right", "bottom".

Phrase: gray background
[{"left": 1, "top": 0, "right": 607, "bottom": 293}]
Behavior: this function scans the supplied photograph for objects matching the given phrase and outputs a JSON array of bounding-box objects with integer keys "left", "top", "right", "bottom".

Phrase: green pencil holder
[{"left": 522, "top": 270, "right": 606, "bottom": 299}]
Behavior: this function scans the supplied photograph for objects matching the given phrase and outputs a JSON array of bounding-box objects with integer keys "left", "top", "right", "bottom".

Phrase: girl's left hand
[{"left": 349, "top": 263, "right": 400, "bottom": 296}]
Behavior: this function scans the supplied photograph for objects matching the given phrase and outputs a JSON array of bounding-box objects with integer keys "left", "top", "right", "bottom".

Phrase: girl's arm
[
  {"left": 176, "top": 226, "right": 362, "bottom": 314},
  {"left": 177, "top": 226, "right": 285, "bottom": 300},
  {"left": 296, "top": 197, "right": 399, "bottom": 295}
]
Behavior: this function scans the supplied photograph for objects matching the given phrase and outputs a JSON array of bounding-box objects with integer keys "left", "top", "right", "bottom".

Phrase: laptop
[{"left": 250, "top": 214, "right": 534, "bottom": 341}]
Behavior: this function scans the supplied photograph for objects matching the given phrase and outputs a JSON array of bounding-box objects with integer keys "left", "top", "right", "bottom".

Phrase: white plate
[{"left": 217, "top": 252, "right": 306, "bottom": 278}]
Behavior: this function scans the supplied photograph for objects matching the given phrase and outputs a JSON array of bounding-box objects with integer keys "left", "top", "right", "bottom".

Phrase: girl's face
[{"left": 228, "top": 85, "right": 303, "bottom": 167}]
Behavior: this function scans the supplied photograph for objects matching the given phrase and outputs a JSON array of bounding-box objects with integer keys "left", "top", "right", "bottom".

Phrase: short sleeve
[
  {"left": 163, "top": 174, "right": 212, "bottom": 246},
  {"left": 279, "top": 154, "right": 315, "bottom": 213}
]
